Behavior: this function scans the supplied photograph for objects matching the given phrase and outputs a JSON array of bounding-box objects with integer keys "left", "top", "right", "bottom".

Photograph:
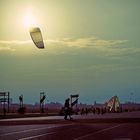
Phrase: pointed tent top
[{"left": 106, "top": 96, "right": 120, "bottom": 112}]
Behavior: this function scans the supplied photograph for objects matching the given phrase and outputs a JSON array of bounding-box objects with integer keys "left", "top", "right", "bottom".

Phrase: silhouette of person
[{"left": 64, "top": 98, "right": 72, "bottom": 120}]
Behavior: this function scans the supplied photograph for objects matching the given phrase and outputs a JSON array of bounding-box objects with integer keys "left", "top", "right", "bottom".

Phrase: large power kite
[{"left": 30, "top": 27, "right": 45, "bottom": 49}]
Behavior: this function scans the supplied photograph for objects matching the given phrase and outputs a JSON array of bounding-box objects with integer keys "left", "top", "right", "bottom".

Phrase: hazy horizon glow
[{"left": 0, "top": 0, "right": 140, "bottom": 104}]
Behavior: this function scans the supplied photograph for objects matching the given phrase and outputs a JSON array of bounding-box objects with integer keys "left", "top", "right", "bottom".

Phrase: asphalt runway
[
  {"left": 1, "top": 112, "right": 140, "bottom": 140},
  {"left": 0, "top": 123, "right": 140, "bottom": 140}
]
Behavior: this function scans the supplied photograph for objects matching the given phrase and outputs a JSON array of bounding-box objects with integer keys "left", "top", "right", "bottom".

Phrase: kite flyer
[{"left": 64, "top": 98, "right": 72, "bottom": 120}]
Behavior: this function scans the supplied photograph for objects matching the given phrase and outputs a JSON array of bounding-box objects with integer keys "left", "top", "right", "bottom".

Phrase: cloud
[
  {"left": 0, "top": 36, "right": 137, "bottom": 58},
  {"left": 0, "top": 40, "right": 46, "bottom": 55},
  {"left": 0, "top": 40, "right": 31, "bottom": 44},
  {"left": 62, "top": 37, "right": 128, "bottom": 48},
  {"left": 0, "top": 46, "right": 15, "bottom": 51},
  {"left": 44, "top": 37, "right": 130, "bottom": 57},
  {"left": 45, "top": 37, "right": 140, "bottom": 61},
  {"left": 0, "top": 40, "right": 32, "bottom": 52}
]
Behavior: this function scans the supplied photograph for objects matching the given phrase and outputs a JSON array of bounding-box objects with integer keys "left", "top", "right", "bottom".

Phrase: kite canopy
[{"left": 30, "top": 27, "right": 44, "bottom": 49}]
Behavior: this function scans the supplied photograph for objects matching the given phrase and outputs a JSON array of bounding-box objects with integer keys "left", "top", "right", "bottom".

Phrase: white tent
[{"left": 106, "top": 96, "right": 120, "bottom": 112}]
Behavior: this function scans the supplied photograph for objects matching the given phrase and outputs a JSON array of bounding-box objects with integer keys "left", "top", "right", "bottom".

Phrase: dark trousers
[{"left": 64, "top": 108, "right": 71, "bottom": 119}]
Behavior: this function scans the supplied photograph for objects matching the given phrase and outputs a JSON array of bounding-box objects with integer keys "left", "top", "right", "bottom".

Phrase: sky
[{"left": 0, "top": 0, "right": 140, "bottom": 104}]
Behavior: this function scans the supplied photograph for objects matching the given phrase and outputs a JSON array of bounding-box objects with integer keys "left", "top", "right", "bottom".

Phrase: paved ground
[
  {"left": 0, "top": 123, "right": 140, "bottom": 140},
  {"left": 1, "top": 111, "right": 140, "bottom": 125},
  {"left": 0, "top": 111, "right": 140, "bottom": 140}
]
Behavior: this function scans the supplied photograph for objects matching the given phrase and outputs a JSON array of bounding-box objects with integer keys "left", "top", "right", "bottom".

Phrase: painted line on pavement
[
  {"left": 18, "top": 132, "right": 56, "bottom": 140},
  {"left": 74, "top": 124, "right": 124, "bottom": 140},
  {"left": 0, "top": 124, "right": 74, "bottom": 137}
]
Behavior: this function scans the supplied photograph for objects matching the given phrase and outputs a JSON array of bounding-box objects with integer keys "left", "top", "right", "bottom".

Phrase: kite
[{"left": 30, "top": 27, "right": 45, "bottom": 49}]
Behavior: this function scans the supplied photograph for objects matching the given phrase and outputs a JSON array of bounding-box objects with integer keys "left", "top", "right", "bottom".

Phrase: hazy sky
[{"left": 0, "top": 0, "right": 140, "bottom": 104}]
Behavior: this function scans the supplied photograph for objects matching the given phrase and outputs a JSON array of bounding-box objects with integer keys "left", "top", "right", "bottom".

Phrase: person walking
[{"left": 64, "top": 98, "right": 72, "bottom": 120}]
